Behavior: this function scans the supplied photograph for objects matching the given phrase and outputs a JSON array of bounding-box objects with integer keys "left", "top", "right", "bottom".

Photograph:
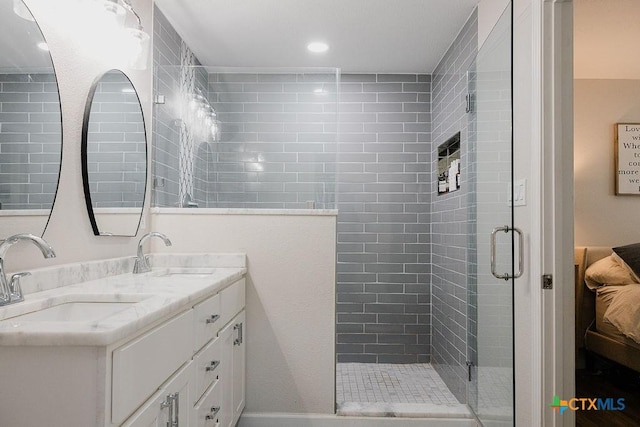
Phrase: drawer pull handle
[
  {"left": 205, "top": 406, "right": 221, "bottom": 420},
  {"left": 160, "top": 393, "right": 179, "bottom": 427},
  {"left": 234, "top": 322, "right": 243, "bottom": 345},
  {"left": 206, "top": 360, "right": 220, "bottom": 372},
  {"left": 205, "top": 314, "right": 220, "bottom": 324}
]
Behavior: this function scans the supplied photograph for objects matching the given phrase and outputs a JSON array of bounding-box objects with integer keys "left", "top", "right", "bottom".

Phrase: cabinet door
[
  {"left": 218, "top": 321, "right": 235, "bottom": 427},
  {"left": 232, "top": 310, "right": 246, "bottom": 424},
  {"left": 121, "top": 390, "right": 168, "bottom": 427},
  {"left": 113, "top": 309, "right": 194, "bottom": 424},
  {"left": 123, "top": 362, "right": 192, "bottom": 427}
]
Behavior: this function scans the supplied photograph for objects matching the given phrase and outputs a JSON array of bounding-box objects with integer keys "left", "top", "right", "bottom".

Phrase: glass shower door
[{"left": 467, "top": 3, "right": 515, "bottom": 426}]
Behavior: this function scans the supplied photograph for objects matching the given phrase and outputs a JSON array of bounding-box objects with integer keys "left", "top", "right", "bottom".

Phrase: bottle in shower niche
[
  {"left": 438, "top": 174, "right": 447, "bottom": 193},
  {"left": 448, "top": 160, "right": 456, "bottom": 191}
]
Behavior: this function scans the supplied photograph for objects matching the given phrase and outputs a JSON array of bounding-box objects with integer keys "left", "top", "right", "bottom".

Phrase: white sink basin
[
  {"left": 6, "top": 295, "right": 152, "bottom": 323},
  {"left": 11, "top": 302, "right": 136, "bottom": 322},
  {"left": 148, "top": 268, "right": 218, "bottom": 278}
]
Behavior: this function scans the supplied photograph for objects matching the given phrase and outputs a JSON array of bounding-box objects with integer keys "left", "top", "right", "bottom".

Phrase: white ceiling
[
  {"left": 155, "top": 0, "right": 479, "bottom": 74},
  {"left": 574, "top": 0, "right": 640, "bottom": 79},
  {"left": 0, "top": 0, "right": 54, "bottom": 71}
]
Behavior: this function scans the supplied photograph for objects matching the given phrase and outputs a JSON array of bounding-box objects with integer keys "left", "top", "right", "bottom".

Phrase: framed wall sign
[{"left": 615, "top": 123, "right": 640, "bottom": 195}]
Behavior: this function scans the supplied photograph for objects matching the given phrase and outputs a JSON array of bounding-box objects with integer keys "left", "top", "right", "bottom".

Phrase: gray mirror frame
[{"left": 81, "top": 69, "right": 147, "bottom": 237}]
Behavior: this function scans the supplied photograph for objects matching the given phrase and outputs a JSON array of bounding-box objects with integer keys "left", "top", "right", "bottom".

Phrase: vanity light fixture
[
  {"left": 95, "top": 0, "right": 150, "bottom": 70},
  {"left": 185, "top": 88, "right": 219, "bottom": 142},
  {"left": 307, "top": 41, "right": 329, "bottom": 53},
  {"left": 97, "top": 0, "right": 127, "bottom": 28}
]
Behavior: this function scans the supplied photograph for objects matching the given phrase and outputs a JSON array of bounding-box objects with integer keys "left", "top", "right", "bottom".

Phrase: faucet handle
[{"left": 9, "top": 272, "right": 31, "bottom": 302}]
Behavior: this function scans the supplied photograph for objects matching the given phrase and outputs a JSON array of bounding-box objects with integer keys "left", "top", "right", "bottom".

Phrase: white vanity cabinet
[
  {"left": 121, "top": 277, "right": 246, "bottom": 427},
  {"left": 218, "top": 310, "right": 246, "bottom": 427},
  {"left": 191, "top": 279, "right": 246, "bottom": 427},
  {"left": 0, "top": 275, "right": 246, "bottom": 427}
]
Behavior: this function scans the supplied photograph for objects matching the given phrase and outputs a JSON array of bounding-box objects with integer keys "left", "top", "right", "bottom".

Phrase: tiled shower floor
[
  {"left": 336, "top": 363, "right": 471, "bottom": 418},
  {"left": 474, "top": 367, "right": 513, "bottom": 420}
]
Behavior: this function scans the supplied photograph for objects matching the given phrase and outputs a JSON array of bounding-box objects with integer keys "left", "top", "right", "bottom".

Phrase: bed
[{"left": 575, "top": 246, "right": 640, "bottom": 372}]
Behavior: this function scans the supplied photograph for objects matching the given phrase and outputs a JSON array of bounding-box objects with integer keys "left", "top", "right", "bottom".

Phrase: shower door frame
[{"left": 466, "top": 2, "right": 516, "bottom": 425}]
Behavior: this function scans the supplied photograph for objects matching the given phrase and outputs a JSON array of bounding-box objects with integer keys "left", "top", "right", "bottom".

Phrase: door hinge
[
  {"left": 542, "top": 274, "right": 553, "bottom": 290},
  {"left": 466, "top": 361, "right": 474, "bottom": 381}
]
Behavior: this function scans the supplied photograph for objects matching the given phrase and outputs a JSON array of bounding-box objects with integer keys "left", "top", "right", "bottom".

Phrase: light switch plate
[{"left": 513, "top": 179, "right": 526, "bottom": 206}]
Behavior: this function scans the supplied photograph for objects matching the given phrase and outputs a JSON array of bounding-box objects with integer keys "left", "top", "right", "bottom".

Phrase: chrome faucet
[
  {"left": 133, "top": 232, "right": 172, "bottom": 274},
  {"left": 0, "top": 234, "right": 56, "bottom": 306}
]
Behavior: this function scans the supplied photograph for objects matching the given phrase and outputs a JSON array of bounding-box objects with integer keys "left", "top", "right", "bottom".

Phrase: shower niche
[{"left": 437, "top": 132, "right": 461, "bottom": 194}]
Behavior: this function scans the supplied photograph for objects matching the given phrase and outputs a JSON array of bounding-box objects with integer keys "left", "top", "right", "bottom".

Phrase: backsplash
[
  {"left": 20, "top": 256, "right": 135, "bottom": 295},
  {"left": 19, "top": 253, "right": 246, "bottom": 296}
]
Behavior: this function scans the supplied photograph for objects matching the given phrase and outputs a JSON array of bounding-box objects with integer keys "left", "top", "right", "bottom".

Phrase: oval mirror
[
  {"left": 82, "top": 69, "right": 147, "bottom": 237},
  {"left": 0, "top": 0, "right": 63, "bottom": 236}
]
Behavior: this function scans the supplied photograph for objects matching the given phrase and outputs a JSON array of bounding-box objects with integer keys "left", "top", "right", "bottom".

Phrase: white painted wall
[
  {"left": 478, "top": 0, "right": 511, "bottom": 49},
  {"left": 150, "top": 210, "right": 337, "bottom": 415},
  {"left": 574, "top": 0, "right": 640, "bottom": 80},
  {"left": 512, "top": 1, "right": 575, "bottom": 425},
  {"left": 512, "top": 0, "right": 544, "bottom": 424},
  {"left": 512, "top": 2, "right": 534, "bottom": 423},
  {"left": 2, "top": 0, "right": 153, "bottom": 273},
  {"left": 476, "top": 0, "right": 543, "bottom": 423},
  {"left": 575, "top": 80, "right": 640, "bottom": 246}
]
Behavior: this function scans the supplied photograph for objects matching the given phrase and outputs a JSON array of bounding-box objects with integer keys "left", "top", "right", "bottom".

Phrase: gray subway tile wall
[
  {"left": 207, "top": 71, "right": 338, "bottom": 209},
  {"left": 152, "top": 7, "right": 183, "bottom": 207},
  {"left": 190, "top": 66, "right": 210, "bottom": 207},
  {"left": 153, "top": 7, "right": 210, "bottom": 208},
  {"left": 0, "top": 74, "right": 61, "bottom": 209},
  {"left": 430, "top": 10, "right": 478, "bottom": 401},
  {"left": 336, "top": 74, "right": 431, "bottom": 364},
  {"left": 152, "top": 5, "right": 491, "bottom": 375},
  {"left": 86, "top": 72, "right": 146, "bottom": 208}
]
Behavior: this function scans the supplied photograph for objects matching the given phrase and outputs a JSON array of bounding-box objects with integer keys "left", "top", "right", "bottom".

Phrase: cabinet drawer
[
  {"left": 121, "top": 361, "right": 192, "bottom": 427},
  {"left": 194, "top": 293, "right": 221, "bottom": 351},
  {"left": 112, "top": 309, "right": 194, "bottom": 424},
  {"left": 193, "top": 336, "right": 221, "bottom": 401},
  {"left": 194, "top": 380, "right": 222, "bottom": 427},
  {"left": 219, "top": 278, "right": 245, "bottom": 328}
]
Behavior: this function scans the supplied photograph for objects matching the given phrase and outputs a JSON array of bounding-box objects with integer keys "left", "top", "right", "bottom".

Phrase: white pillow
[
  {"left": 603, "top": 284, "right": 640, "bottom": 344},
  {"left": 584, "top": 255, "right": 636, "bottom": 289}
]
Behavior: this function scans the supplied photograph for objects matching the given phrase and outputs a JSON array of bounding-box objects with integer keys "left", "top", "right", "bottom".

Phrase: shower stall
[
  {"left": 152, "top": 2, "right": 514, "bottom": 425},
  {"left": 334, "top": 4, "right": 514, "bottom": 425}
]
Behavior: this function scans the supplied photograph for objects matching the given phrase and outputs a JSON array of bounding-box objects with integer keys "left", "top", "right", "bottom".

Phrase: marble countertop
[
  {"left": 0, "top": 254, "right": 246, "bottom": 347},
  {"left": 151, "top": 207, "right": 339, "bottom": 216}
]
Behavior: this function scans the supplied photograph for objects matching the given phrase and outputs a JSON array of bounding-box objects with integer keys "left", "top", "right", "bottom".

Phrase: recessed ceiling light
[
  {"left": 37, "top": 42, "right": 49, "bottom": 52},
  {"left": 307, "top": 42, "right": 329, "bottom": 53}
]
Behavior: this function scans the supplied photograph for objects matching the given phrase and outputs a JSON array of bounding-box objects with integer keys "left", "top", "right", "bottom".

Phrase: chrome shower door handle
[
  {"left": 491, "top": 225, "right": 524, "bottom": 280},
  {"left": 513, "top": 227, "right": 524, "bottom": 279}
]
